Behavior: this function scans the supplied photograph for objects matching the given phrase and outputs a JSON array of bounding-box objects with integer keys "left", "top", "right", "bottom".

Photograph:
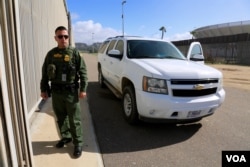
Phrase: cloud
[
  {"left": 71, "top": 20, "right": 193, "bottom": 44},
  {"left": 166, "top": 32, "right": 193, "bottom": 41},
  {"left": 149, "top": 31, "right": 192, "bottom": 41},
  {"left": 72, "top": 20, "right": 121, "bottom": 44},
  {"left": 70, "top": 12, "right": 80, "bottom": 20}
]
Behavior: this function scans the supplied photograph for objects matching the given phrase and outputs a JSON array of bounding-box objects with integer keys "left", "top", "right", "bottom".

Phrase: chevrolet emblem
[{"left": 193, "top": 84, "right": 204, "bottom": 90}]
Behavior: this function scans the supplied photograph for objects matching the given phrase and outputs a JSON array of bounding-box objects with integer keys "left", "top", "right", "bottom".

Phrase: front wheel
[{"left": 122, "top": 86, "right": 139, "bottom": 124}]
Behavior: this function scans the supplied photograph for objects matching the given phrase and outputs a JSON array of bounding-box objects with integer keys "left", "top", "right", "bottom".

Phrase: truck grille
[{"left": 171, "top": 79, "right": 218, "bottom": 97}]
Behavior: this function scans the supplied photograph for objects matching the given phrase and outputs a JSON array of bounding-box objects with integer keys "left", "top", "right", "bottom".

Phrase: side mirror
[
  {"left": 187, "top": 42, "right": 204, "bottom": 64},
  {"left": 190, "top": 54, "right": 204, "bottom": 61},
  {"left": 108, "top": 49, "right": 122, "bottom": 59}
]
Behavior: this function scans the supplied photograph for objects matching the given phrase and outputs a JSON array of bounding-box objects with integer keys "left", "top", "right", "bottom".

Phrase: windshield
[{"left": 127, "top": 40, "right": 186, "bottom": 60}]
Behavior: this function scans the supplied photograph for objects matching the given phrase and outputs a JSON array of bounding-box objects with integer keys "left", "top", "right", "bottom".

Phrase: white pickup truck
[{"left": 97, "top": 36, "right": 225, "bottom": 124}]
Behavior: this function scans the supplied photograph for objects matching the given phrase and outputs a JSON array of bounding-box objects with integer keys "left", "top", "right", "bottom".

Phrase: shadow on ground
[{"left": 87, "top": 82, "right": 202, "bottom": 154}]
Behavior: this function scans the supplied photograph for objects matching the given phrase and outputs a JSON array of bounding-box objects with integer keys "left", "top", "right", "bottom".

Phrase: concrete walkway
[{"left": 31, "top": 97, "right": 104, "bottom": 167}]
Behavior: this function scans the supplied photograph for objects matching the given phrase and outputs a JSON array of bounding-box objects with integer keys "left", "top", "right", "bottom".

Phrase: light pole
[
  {"left": 159, "top": 26, "right": 166, "bottom": 39},
  {"left": 92, "top": 33, "right": 94, "bottom": 53},
  {"left": 122, "top": 0, "right": 126, "bottom": 36}
]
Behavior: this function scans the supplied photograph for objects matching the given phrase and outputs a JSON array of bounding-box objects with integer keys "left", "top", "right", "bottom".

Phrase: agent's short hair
[{"left": 55, "top": 26, "right": 67, "bottom": 33}]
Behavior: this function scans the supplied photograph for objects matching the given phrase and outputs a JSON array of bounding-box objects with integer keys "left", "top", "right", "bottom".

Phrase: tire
[
  {"left": 98, "top": 66, "right": 106, "bottom": 88},
  {"left": 122, "top": 86, "right": 139, "bottom": 124}
]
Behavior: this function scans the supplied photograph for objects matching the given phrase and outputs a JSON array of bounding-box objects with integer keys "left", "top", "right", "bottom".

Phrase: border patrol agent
[{"left": 40, "top": 26, "right": 88, "bottom": 158}]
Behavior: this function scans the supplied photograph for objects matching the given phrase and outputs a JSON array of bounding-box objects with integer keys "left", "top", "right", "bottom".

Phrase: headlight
[
  {"left": 143, "top": 76, "right": 168, "bottom": 94},
  {"left": 218, "top": 78, "right": 223, "bottom": 91}
]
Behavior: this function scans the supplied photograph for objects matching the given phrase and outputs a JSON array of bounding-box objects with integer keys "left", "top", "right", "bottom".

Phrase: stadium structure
[
  {"left": 191, "top": 20, "right": 250, "bottom": 38},
  {"left": 173, "top": 20, "right": 250, "bottom": 65}
]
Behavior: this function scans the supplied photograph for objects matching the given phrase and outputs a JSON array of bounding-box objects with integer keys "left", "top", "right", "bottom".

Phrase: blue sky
[{"left": 66, "top": 0, "right": 250, "bottom": 44}]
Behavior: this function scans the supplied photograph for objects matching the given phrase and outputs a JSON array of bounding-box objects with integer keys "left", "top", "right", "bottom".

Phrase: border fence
[{"left": 0, "top": 0, "right": 71, "bottom": 166}]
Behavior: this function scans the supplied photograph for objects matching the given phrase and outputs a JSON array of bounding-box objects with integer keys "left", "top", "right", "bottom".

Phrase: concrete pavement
[{"left": 30, "top": 97, "right": 104, "bottom": 167}]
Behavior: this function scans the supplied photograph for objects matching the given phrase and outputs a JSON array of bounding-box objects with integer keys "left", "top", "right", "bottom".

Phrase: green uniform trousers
[{"left": 51, "top": 91, "right": 83, "bottom": 146}]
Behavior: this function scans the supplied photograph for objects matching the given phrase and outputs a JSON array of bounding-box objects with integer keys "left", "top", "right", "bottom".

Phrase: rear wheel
[
  {"left": 98, "top": 66, "right": 106, "bottom": 88},
  {"left": 122, "top": 86, "right": 139, "bottom": 124}
]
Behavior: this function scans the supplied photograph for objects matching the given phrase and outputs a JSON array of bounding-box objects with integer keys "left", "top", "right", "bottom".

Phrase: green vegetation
[{"left": 75, "top": 42, "right": 102, "bottom": 53}]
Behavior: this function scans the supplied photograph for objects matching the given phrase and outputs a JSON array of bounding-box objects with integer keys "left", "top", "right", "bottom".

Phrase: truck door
[
  {"left": 108, "top": 40, "right": 124, "bottom": 91},
  {"left": 103, "top": 40, "right": 117, "bottom": 82}
]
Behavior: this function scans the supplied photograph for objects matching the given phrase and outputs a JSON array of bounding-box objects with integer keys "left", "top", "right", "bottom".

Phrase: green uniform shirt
[{"left": 40, "top": 46, "right": 88, "bottom": 92}]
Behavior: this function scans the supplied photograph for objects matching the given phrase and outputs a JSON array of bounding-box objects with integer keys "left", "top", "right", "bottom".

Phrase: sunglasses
[{"left": 57, "top": 35, "right": 69, "bottom": 39}]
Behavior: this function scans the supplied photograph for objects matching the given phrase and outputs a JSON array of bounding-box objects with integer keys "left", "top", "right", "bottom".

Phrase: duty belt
[{"left": 51, "top": 83, "right": 79, "bottom": 93}]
